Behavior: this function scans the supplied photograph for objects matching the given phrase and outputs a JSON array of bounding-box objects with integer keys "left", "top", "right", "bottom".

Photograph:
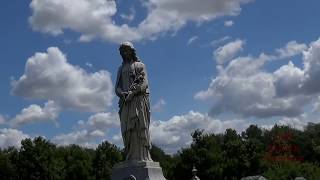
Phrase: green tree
[
  {"left": 242, "top": 125, "right": 266, "bottom": 175},
  {"left": 0, "top": 147, "right": 18, "bottom": 180},
  {"left": 242, "top": 124, "right": 263, "bottom": 141},
  {"left": 304, "top": 122, "right": 320, "bottom": 163},
  {"left": 172, "top": 129, "right": 225, "bottom": 180},
  {"left": 58, "top": 145, "right": 94, "bottom": 180},
  {"left": 221, "top": 129, "right": 247, "bottom": 179},
  {"left": 150, "top": 144, "right": 175, "bottom": 179},
  {"left": 263, "top": 161, "right": 320, "bottom": 180},
  {"left": 18, "top": 137, "right": 57, "bottom": 180},
  {"left": 93, "top": 141, "right": 122, "bottom": 180}
]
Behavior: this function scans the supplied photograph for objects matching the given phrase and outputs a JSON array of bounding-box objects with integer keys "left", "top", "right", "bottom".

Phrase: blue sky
[{"left": 1, "top": 0, "right": 320, "bottom": 153}]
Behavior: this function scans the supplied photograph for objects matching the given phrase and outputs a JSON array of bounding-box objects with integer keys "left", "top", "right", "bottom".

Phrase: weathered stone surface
[
  {"left": 294, "top": 177, "right": 306, "bottom": 180},
  {"left": 115, "top": 41, "right": 152, "bottom": 161},
  {"left": 241, "top": 175, "right": 267, "bottom": 180},
  {"left": 111, "top": 160, "right": 166, "bottom": 180}
]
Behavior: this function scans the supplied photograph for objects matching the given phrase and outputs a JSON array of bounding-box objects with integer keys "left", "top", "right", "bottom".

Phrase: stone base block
[{"left": 111, "top": 160, "right": 166, "bottom": 180}]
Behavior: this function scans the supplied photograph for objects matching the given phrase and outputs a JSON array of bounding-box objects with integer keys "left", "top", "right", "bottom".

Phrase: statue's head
[{"left": 119, "top": 41, "right": 137, "bottom": 62}]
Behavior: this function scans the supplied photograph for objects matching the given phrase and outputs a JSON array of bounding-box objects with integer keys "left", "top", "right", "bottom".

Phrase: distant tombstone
[
  {"left": 241, "top": 175, "right": 267, "bottom": 180},
  {"left": 294, "top": 177, "right": 306, "bottom": 180},
  {"left": 190, "top": 166, "right": 200, "bottom": 180}
]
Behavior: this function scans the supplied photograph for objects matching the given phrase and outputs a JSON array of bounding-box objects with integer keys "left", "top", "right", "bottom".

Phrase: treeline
[{"left": 1, "top": 123, "right": 320, "bottom": 180}]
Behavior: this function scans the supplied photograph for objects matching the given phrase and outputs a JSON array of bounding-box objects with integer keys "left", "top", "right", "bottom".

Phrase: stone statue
[
  {"left": 190, "top": 166, "right": 200, "bottom": 180},
  {"left": 112, "top": 42, "right": 165, "bottom": 180},
  {"left": 115, "top": 41, "right": 152, "bottom": 161}
]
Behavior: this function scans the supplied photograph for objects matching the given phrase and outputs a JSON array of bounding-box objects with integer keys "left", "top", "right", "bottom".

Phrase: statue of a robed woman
[
  {"left": 112, "top": 42, "right": 166, "bottom": 180},
  {"left": 115, "top": 42, "right": 152, "bottom": 161}
]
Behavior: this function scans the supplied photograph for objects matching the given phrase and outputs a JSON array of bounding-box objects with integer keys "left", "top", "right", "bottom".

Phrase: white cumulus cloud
[
  {"left": 53, "top": 112, "right": 119, "bottom": 147},
  {"left": 276, "top": 41, "right": 307, "bottom": 59},
  {"left": 0, "top": 128, "right": 30, "bottom": 148},
  {"left": 312, "top": 96, "right": 320, "bottom": 113},
  {"left": 29, "top": 0, "right": 140, "bottom": 42},
  {"left": 11, "top": 47, "right": 113, "bottom": 112},
  {"left": 51, "top": 110, "right": 249, "bottom": 153},
  {"left": 10, "top": 101, "right": 60, "bottom": 127},
  {"left": 120, "top": 7, "right": 135, "bottom": 22},
  {"left": 197, "top": 37, "right": 320, "bottom": 118},
  {"left": 52, "top": 130, "right": 94, "bottom": 147},
  {"left": 86, "top": 112, "right": 120, "bottom": 130},
  {"left": 152, "top": 98, "right": 166, "bottom": 112},
  {"left": 214, "top": 39, "right": 245, "bottom": 64},
  {"left": 278, "top": 116, "right": 307, "bottom": 131},
  {"left": 210, "top": 36, "right": 231, "bottom": 47},
  {"left": 0, "top": 115, "right": 5, "bottom": 124},
  {"left": 224, "top": 20, "right": 234, "bottom": 27},
  {"left": 274, "top": 38, "right": 320, "bottom": 96},
  {"left": 29, "top": 0, "right": 253, "bottom": 43},
  {"left": 90, "top": 130, "right": 106, "bottom": 137},
  {"left": 273, "top": 61, "right": 304, "bottom": 97},
  {"left": 187, "top": 36, "right": 198, "bottom": 45},
  {"left": 196, "top": 54, "right": 309, "bottom": 118},
  {"left": 150, "top": 111, "right": 248, "bottom": 153}
]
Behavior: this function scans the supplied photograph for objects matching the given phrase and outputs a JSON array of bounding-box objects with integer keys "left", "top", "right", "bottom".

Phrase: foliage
[
  {"left": 263, "top": 161, "right": 320, "bottom": 180},
  {"left": 150, "top": 144, "right": 176, "bottom": 178},
  {"left": 1, "top": 123, "right": 320, "bottom": 179},
  {"left": 93, "top": 141, "right": 123, "bottom": 180}
]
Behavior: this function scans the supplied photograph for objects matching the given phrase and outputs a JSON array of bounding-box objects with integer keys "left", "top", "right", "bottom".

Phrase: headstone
[
  {"left": 190, "top": 166, "right": 200, "bottom": 180},
  {"left": 294, "top": 177, "right": 306, "bottom": 180},
  {"left": 241, "top": 175, "right": 267, "bottom": 180}
]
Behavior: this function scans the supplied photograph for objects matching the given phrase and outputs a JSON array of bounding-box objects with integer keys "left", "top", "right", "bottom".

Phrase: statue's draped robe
[{"left": 115, "top": 60, "right": 152, "bottom": 161}]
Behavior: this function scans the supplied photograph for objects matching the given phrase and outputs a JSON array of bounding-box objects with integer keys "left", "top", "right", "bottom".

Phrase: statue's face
[{"left": 120, "top": 46, "right": 133, "bottom": 61}]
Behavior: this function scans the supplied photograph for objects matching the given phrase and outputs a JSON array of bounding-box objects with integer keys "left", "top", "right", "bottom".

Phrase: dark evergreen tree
[
  {"left": 18, "top": 137, "right": 57, "bottom": 180},
  {"left": 93, "top": 141, "right": 122, "bottom": 180},
  {"left": 150, "top": 144, "right": 176, "bottom": 179}
]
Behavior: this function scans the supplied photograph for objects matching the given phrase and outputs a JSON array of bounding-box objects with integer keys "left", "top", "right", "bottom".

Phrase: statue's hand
[
  {"left": 125, "top": 91, "right": 134, "bottom": 102},
  {"left": 121, "top": 92, "right": 128, "bottom": 100}
]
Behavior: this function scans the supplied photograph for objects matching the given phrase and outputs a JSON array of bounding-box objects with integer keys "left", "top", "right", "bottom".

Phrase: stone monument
[
  {"left": 241, "top": 176, "right": 267, "bottom": 180},
  {"left": 190, "top": 166, "right": 200, "bottom": 180},
  {"left": 111, "top": 42, "right": 166, "bottom": 180},
  {"left": 294, "top": 177, "right": 306, "bottom": 180}
]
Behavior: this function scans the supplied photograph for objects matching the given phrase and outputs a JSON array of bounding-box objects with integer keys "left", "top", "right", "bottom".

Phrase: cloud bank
[
  {"left": 150, "top": 111, "right": 248, "bottom": 153},
  {"left": 29, "top": 0, "right": 253, "bottom": 43},
  {"left": 0, "top": 128, "right": 30, "bottom": 148},
  {"left": 52, "top": 112, "right": 119, "bottom": 147},
  {"left": 214, "top": 39, "right": 245, "bottom": 64},
  {"left": 10, "top": 101, "right": 60, "bottom": 127},
  {"left": 11, "top": 47, "right": 113, "bottom": 112},
  {"left": 196, "top": 38, "right": 320, "bottom": 118}
]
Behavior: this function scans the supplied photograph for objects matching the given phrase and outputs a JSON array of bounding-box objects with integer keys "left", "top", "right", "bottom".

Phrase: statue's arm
[
  {"left": 115, "top": 66, "right": 123, "bottom": 98},
  {"left": 133, "top": 62, "right": 149, "bottom": 94},
  {"left": 116, "top": 86, "right": 123, "bottom": 98},
  {"left": 125, "top": 62, "right": 149, "bottom": 102}
]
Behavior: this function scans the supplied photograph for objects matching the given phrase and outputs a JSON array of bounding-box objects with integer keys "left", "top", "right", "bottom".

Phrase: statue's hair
[{"left": 119, "top": 42, "right": 140, "bottom": 62}]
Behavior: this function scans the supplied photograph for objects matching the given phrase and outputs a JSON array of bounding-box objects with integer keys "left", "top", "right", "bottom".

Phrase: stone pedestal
[{"left": 111, "top": 160, "right": 166, "bottom": 180}]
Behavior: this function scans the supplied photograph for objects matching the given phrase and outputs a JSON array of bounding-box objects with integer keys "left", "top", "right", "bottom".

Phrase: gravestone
[
  {"left": 241, "top": 175, "right": 267, "bottom": 180},
  {"left": 294, "top": 177, "right": 306, "bottom": 180},
  {"left": 190, "top": 166, "right": 200, "bottom": 180}
]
